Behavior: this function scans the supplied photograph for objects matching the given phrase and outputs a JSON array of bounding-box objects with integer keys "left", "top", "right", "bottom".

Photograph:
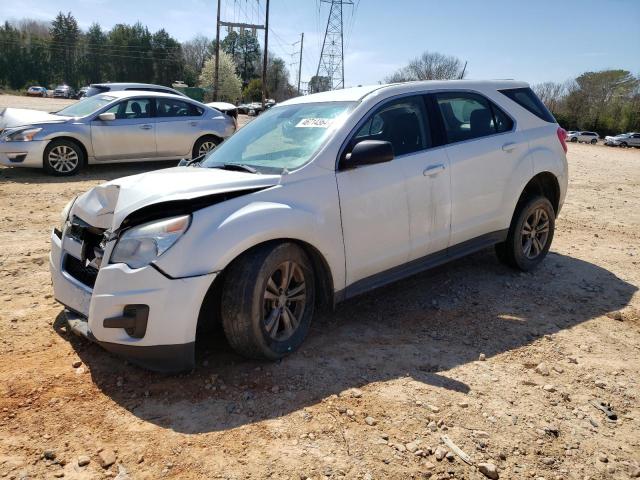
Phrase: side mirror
[
  {"left": 341, "top": 140, "right": 394, "bottom": 170},
  {"left": 98, "top": 112, "right": 116, "bottom": 121}
]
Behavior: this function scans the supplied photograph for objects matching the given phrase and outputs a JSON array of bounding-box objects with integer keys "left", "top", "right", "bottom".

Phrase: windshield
[
  {"left": 201, "top": 101, "right": 354, "bottom": 173},
  {"left": 55, "top": 95, "right": 116, "bottom": 117}
]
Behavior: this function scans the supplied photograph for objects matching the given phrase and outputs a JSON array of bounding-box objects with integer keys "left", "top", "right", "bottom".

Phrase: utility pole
[
  {"left": 316, "top": 0, "right": 353, "bottom": 91},
  {"left": 297, "top": 32, "right": 304, "bottom": 95},
  {"left": 213, "top": 0, "right": 221, "bottom": 101},
  {"left": 261, "top": 0, "right": 270, "bottom": 109},
  {"left": 214, "top": 0, "right": 266, "bottom": 102}
]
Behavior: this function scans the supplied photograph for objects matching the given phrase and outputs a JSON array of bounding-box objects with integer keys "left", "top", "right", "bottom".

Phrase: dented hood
[
  {"left": 71, "top": 166, "right": 280, "bottom": 229},
  {"left": 0, "top": 108, "right": 69, "bottom": 130}
]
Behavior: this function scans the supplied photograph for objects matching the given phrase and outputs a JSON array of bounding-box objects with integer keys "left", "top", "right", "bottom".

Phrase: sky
[{"left": 2, "top": 0, "right": 639, "bottom": 88}]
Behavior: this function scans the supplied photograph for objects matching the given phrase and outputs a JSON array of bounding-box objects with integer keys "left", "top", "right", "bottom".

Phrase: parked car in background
[
  {"left": 53, "top": 85, "right": 76, "bottom": 99},
  {"left": 566, "top": 131, "right": 599, "bottom": 144},
  {"left": 206, "top": 101, "right": 238, "bottom": 126},
  {"left": 604, "top": 132, "right": 640, "bottom": 147},
  {"left": 76, "top": 87, "right": 89, "bottom": 99},
  {"left": 85, "top": 82, "right": 186, "bottom": 98},
  {"left": 26, "top": 86, "right": 47, "bottom": 97},
  {"left": 0, "top": 91, "right": 236, "bottom": 175},
  {"left": 49, "top": 80, "right": 568, "bottom": 372}
]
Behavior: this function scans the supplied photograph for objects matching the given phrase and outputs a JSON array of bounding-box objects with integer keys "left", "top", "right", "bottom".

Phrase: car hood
[
  {"left": 0, "top": 108, "right": 69, "bottom": 130},
  {"left": 70, "top": 166, "right": 281, "bottom": 230}
]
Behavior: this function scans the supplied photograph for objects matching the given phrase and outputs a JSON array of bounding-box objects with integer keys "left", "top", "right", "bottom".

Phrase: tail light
[{"left": 557, "top": 127, "right": 568, "bottom": 153}]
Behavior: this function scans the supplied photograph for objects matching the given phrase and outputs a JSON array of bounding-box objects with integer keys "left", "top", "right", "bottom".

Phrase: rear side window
[
  {"left": 156, "top": 98, "right": 201, "bottom": 117},
  {"left": 434, "top": 92, "right": 513, "bottom": 143},
  {"left": 499, "top": 87, "right": 556, "bottom": 123}
]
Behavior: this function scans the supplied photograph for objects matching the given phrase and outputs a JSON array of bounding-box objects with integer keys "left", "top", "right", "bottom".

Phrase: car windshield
[
  {"left": 54, "top": 95, "right": 116, "bottom": 117},
  {"left": 201, "top": 101, "right": 354, "bottom": 173}
]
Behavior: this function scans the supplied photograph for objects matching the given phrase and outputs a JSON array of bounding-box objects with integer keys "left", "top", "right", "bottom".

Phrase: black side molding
[
  {"left": 338, "top": 229, "right": 508, "bottom": 302},
  {"left": 104, "top": 304, "right": 149, "bottom": 339}
]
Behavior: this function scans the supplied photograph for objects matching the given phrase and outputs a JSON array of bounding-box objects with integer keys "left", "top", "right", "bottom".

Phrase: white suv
[{"left": 50, "top": 80, "right": 568, "bottom": 372}]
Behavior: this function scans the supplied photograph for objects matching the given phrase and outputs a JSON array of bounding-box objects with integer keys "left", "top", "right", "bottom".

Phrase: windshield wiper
[{"left": 211, "top": 163, "right": 259, "bottom": 174}]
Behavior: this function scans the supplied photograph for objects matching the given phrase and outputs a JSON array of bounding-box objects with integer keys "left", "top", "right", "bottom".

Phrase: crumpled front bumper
[{"left": 50, "top": 228, "right": 216, "bottom": 372}]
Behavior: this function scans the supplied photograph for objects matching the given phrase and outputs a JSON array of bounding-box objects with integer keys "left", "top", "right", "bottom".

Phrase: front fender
[{"left": 155, "top": 173, "right": 345, "bottom": 295}]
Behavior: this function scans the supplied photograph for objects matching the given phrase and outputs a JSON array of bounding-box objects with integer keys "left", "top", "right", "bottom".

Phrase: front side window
[
  {"left": 351, "top": 96, "right": 430, "bottom": 156},
  {"left": 156, "top": 98, "right": 197, "bottom": 117},
  {"left": 435, "top": 92, "right": 512, "bottom": 143},
  {"left": 104, "top": 98, "right": 151, "bottom": 119},
  {"left": 201, "top": 102, "right": 353, "bottom": 174}
]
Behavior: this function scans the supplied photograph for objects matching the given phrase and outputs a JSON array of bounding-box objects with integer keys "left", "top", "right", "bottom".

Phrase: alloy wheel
[
  {"left": 198, "top": 141, "right": 217, "bottom": 156},
  {"left": 48, "top": 145, "right": 79, "bottom": 173},
  {"left": 262, "top": 261, "right": 307, "bottom": 341},
  {"left": 521, "top": 207, "right": 550, "bottom": 259}
]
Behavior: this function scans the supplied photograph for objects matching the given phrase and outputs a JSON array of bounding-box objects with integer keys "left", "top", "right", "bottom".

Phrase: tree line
[
  {"left": 0, "top": 12, "right": 296, "bottom": 103},
  {"left": 385, "top": 51, "right": 639, "bottom": 137}
]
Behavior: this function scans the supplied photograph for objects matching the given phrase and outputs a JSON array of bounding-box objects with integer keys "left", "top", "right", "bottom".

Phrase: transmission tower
[{"left": 316, "top": 0, "right": 353, "bottom": 91}]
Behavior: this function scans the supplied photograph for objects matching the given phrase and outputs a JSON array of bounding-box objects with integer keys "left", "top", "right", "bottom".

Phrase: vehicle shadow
[
  {"left": 53, "top": 248, "right": 636, "bottom": 433},
  {"left": 0, "top": 161, "right": 178, "bottom": 185}
]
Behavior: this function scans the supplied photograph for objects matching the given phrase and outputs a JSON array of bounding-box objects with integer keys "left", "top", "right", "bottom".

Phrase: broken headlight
[
  {"left": 59, "top": 197, "right": 77, "bottom": 233},
  {"left": 110, "top": 215, "right": 191, "bottom": 269}
]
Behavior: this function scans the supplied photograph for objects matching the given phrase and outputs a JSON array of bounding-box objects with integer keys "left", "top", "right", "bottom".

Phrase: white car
[
  {"left": 566, "top": 131, "right": 599, "bottom": 144},
  {"left": 50, "top": 80, "right": 568, "bottom": 372}
]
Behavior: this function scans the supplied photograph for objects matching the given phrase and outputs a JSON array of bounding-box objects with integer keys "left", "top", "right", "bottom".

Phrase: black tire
[
  {"left": 43, "top": 139, "right": 84, "bottom": 176},
  {"left": 570, "top": 137, "right": 577, "bottom": 143},
  {"left": 590, "top": 139, "right": 597, "bottom": 144},
  {"left": 192, "top": 136, "right": 220, "bottom": 159},
  {"left": 221, "top": 242, "right": 315, "bottom": 360},
  {"left": 620, "top": 142, "right": 628, "bottom": 148},
  {"left": 495, "top": 196, "right": 555, "bottom": 271}
]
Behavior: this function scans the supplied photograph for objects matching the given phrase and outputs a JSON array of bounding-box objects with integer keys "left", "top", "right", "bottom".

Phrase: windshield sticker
[{"left": 295, "top": 118, "right": 334, "bottom": 128}]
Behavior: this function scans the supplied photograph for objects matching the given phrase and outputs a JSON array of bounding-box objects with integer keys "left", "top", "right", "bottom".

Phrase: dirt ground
[{"left": 0, "top": 94, "right": 639, "bottom": 480}]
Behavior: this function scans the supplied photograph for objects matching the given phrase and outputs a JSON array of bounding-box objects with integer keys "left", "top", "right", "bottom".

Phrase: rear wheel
[
  {"left": 570, "top": 137, "right": 577, "bottom": 143},
  {"left": 221, "top": 242, "right": 315, "bottom": 360},
  {"left": 590, "top": 138, "right": 597, "bottom": 144},
  {"left": 495, "top": 196, "right": 555, "bottom": 271},
  {"left": 192, "top": 136, "right": 220, "bottom": 159},
  {"left": 43, "top": 139, "right": 83, "bottom": 176}
]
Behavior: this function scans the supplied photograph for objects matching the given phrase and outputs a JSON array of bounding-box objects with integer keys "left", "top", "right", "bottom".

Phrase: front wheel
[
  {"left": 43, "top": 139, "right": 83, "bottom": 176},
  {"left": 590, "top": 139, "right": 597, "bottom": 144},
  {"left": 192, "top": 136, "right": 220, "bottom": 159},
  {"left": 570, "top": 137, "right": 577, "bottom": 143},
  {"left": 495, "top": 196, "right": 555, "bottom": 271},
  {"left": 221, "top": 242, "right": 315, "bottom": 360},
  {"left": 620, "top": 142, "right": 628, "bottom": 148}
]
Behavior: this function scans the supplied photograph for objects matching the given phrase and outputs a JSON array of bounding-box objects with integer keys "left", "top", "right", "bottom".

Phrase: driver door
[
  {"left": 90, "top": 98, "right": 156, "bottom": 161},
  {"left": 337, "top": 96, "right": 430, "bottom": 295}
]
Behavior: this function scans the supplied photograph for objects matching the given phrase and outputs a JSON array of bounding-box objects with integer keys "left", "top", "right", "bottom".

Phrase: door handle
[
  {"left": 139, "top": 124, "right": 152, "bottom": 130},
  {"left": 502, "top": 142, "right": 517, "bottom": 152},
  {"left": 423, "top": 164, "right": 446, "bottom": 177},
  {"left": 189, "top": 121, "right": 198, "bottom": 126}
]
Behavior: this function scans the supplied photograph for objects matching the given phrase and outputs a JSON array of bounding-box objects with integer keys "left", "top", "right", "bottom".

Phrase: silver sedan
[{"left": 0, "top": 91, "right": 236, "bottom": 175}]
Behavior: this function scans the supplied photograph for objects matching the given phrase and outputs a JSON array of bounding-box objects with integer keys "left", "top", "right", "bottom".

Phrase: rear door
[
  {"left": 154, "top": 97, "right": 205, "bottom": 158},
  {"left": 433, "top": 91, "right": 523, "bottom": 245},
  {"left": 90, "top": 97, "right": 156, "bottom": 161}
]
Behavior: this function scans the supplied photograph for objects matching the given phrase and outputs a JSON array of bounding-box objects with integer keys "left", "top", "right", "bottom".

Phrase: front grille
[{"left": 64, "top": 255, "right": 98, "bottom": 288}]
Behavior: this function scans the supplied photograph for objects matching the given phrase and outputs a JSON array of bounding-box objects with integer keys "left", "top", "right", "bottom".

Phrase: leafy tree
[
  {"left": 49, "top": 12, "right": 80, "bottom": 85},
  {"left": 309, "top": 75, "right": 331, "bottom": 93},
  {"left": 385, "top": 51, "right": 467, "bottom": 82},
  {"left": 151, "top": 29, "right": 183, "bottom": 86},
  {"left": 222, "top": 30, "right": 261, "bottom": 84},
  {"left": 242, "top": 78, "right": 263, "bottom": 101},
  {"left": 81, "top": 23, "right": 107, "bottom": 84},
  {"left": 199, "top": 51, "right": 242, "bottom": 103}
]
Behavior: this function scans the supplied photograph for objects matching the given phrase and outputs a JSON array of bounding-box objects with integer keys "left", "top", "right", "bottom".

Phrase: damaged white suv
[{"left": 50, "top": 81, "right": 568, "bottom": 372}]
